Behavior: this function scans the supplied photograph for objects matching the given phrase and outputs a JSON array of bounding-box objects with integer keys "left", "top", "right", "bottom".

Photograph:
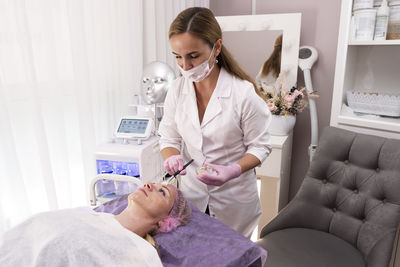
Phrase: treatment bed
[{"left": 90, "top": 174, "right": 267, "bottom": 267}]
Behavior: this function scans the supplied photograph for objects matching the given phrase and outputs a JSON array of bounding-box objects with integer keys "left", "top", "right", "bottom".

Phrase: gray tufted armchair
[{"left": 256, "top": 126, "right": 400, "bottom": 267}]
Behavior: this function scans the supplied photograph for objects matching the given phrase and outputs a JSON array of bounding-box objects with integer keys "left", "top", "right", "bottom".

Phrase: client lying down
[{"left": 0, "top": 183, "right": 191, "bottom": 267}]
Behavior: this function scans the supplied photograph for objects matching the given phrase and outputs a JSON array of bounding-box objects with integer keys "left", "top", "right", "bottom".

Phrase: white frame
[
  {"left": 114, "top": 116, "right": 154, "bottom": 140},
  {"left": 90, "top": 174, "right": 144, "bottom": 206},
  {"left": 330, "top": 0, "right": 352, "bottom": 131},
  {"left": 216, "top": 13, "right": 302, "bottom": 88}
]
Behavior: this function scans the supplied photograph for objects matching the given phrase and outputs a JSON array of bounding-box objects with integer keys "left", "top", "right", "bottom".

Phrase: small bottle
[
  {"left": 374, "top": 0, "right": 389, "bottom": 40},
  {"left": 196, "top": 165, "right": 217, "bottom": 176}
]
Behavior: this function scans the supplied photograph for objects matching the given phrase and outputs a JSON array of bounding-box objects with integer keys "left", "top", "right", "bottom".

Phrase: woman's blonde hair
[
  {"left": 169, "top": 7, "right": 258, "bottom": 92},
  {"left": 260, "top": 34, "right": 282, "bottom": 78}
]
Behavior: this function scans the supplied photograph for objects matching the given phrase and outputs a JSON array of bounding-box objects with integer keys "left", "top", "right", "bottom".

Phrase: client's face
[{"left": 129, "top": 183, "right": 176, "bottom": 221}]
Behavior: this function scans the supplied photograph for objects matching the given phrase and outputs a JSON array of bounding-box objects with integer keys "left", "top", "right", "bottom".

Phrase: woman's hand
[
  {"left": 164, "top": 155, "right": 187, "bottom": 175},
  {"left": 196, "top": 163, "right": 242, "bottom": 186}
]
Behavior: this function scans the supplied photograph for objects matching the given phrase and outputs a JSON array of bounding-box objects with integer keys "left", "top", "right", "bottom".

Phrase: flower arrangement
[{"left": 258, "top": 73, "right": 308, "bottom": 116}]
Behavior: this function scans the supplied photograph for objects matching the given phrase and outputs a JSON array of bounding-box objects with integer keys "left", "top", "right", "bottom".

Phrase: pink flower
[
  {"left": 293, "top": 90, "right": 304, "bottom": 99},
  {"left": 259, "top": 82, "right": 309, "bottom": 116},
  {"left": 284, "top": 94, "right": 296, "bottom": 104},
  {"left": 267, "top": 102, "right": 277, "bottom": 112}
]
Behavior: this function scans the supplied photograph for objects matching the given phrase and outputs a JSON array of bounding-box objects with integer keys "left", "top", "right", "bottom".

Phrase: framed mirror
[{"left": 216, "top": 13, "right": 301, "bottom": 89}]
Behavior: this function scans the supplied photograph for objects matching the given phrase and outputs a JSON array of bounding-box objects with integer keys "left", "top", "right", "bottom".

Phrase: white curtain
[
  {"left": 143, "top": 0, "right": 210, "bottom": 71},
  {"left": 0, "top": 0, "right": 209, "bottom": 234}
]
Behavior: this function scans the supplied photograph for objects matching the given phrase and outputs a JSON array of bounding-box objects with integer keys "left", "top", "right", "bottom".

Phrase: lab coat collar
[
  {"left": 181, "top": 67, "right": 232, "bottom": 98},
  {"left": 200, "top": 68, "right": 232, "bottom": 128},
  {"left": 214, "top": 67, "right": 232, "bottom": 98},
  {"left": 181, "top": 68, "right": 232, "bottom": 129},
  {"left": 185, "top": 81, "right": 201, "bottom": 132}
]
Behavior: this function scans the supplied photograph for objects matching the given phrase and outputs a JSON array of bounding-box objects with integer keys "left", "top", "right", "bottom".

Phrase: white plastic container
[
  {"left": 389, "top": 0, "right": 400, "bottom": 5},
  {"left": 353, "top": 0, "right": 374, "bottom": 10},
  {"left": 374, "top": 0, "right": 383, "bottom": 11},
  {"left": 354, "top": 9, "right": 377, "bottom": 40},
  {"left": 388, "top": 1, "right": 400, "bottom": 39},
  {"left": 374, "top": 0, "right": 389, "bottom": 39},
  {"left": 347, "top": 91, "right": 400, "bottom": 117}
]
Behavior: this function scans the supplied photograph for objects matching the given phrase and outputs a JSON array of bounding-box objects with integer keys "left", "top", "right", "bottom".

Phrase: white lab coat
[
  {"left": 159, "top": 68, "right": 272, "bottom": 237},
  {"left": 256, "top": 71, "right": 278, "bottom": 90}
]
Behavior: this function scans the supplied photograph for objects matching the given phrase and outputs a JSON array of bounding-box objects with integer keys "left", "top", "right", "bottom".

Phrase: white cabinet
[
  {"left": 330, "top": 0, "right": 400, "bottom": 139},
  {"left": 256, "top": 133, "right": 293, "bottom": 237}
]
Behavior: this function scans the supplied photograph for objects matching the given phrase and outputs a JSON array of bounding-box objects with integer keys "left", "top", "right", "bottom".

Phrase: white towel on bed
[{"left": 0, "top": 207, "right": 163, "bottom": 267}]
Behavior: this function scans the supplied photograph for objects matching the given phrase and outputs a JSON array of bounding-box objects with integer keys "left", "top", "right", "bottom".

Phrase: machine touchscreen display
[{"left": 117, "top": 119, "right": 149, "bottom": 134}]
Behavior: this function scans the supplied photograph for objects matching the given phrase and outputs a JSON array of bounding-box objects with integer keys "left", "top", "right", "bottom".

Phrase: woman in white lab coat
[
  {"left": 256, "top": 34, "right": 283, "bottom": 91},
  {"left": 159, "top": 7, "right": 272, "bottom": 238}
]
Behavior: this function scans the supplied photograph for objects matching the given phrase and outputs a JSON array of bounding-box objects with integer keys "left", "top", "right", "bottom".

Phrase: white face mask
[{"left": 177, "top": 44, "right": 216, "bottom": 82}]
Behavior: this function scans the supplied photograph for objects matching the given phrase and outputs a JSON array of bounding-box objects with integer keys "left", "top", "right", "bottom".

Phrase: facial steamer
[{"left": 298, "top": 46, "right": 319, "bottom": 161}]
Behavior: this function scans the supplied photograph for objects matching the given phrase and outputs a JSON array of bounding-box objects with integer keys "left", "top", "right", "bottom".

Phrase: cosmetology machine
[
  {"left": 298, "top": 46, "right": 319, "bottom": 161},
  {"left": 92, "top": 61, "right": 176, "bottom": 203},
  {"left": 138, "top": 61, "right": 176, "bottom": 130}
]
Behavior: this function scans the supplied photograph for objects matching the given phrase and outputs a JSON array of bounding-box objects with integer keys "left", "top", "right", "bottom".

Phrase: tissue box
[{"left": 346, "top": 91, "right": 400, "bottom": 117}]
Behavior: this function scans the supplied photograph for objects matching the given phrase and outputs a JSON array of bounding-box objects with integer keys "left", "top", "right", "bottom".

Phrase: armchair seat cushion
[{"left": 257, "top": 228, "right": 366, "bottom": 267}]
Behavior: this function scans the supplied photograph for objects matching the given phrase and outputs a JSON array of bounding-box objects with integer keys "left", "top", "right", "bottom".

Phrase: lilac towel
[{"left": 95, "top": 195, "right": 267, "bottom": 267}]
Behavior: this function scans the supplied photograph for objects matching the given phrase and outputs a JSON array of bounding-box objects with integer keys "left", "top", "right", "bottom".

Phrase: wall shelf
[
  {"left": 349, "top": 40, "right": 400, "bottom": 46},
  {"left": 337, "top": 115, "right": 400, "bottom": 133},
  {"left": 330, "top": 0, "right": 400, "bottom": 139}
]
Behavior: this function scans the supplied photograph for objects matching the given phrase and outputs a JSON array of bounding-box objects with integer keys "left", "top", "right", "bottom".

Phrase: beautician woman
[{"left": 158, "top": 7, "right": 272, "bottom": 238}]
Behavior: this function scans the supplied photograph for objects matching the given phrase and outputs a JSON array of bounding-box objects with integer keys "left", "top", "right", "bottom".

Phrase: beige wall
[{"left": 210, "top": 0, "right": 341, "bottom": 199}]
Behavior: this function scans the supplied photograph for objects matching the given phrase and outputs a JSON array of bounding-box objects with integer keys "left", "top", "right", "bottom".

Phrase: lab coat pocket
[{"left": 228, "top": 171, "right": 259, "bottom": 204}]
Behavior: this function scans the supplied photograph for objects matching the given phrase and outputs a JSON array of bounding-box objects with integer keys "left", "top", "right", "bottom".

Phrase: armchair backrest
[{"left": 264, "top": 127, "right": 400, "bottom": 266}]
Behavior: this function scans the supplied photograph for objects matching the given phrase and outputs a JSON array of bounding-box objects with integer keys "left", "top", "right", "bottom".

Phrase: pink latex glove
[
  {"left": 196, "top": 163, "right": 242, "bottom": 186},
  {"left": 163, "top": 155, "right": 187, "bottom": 176}
]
